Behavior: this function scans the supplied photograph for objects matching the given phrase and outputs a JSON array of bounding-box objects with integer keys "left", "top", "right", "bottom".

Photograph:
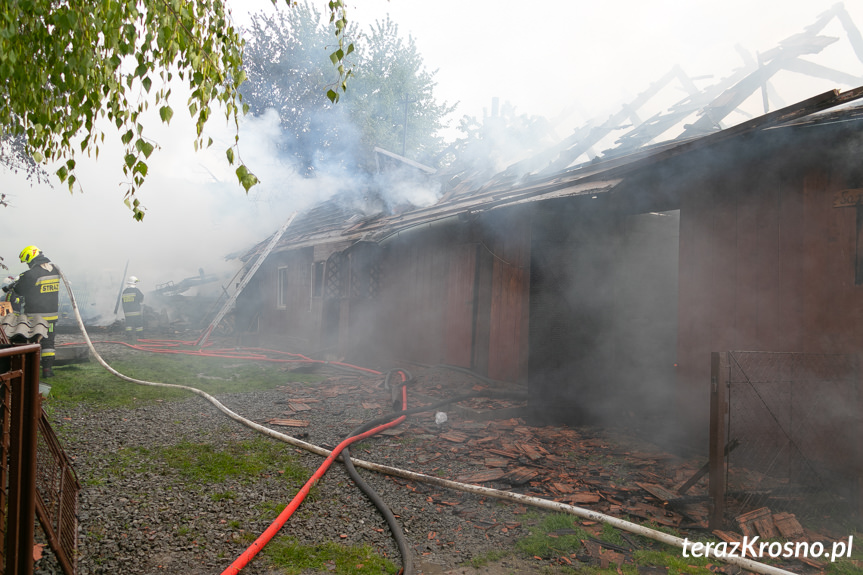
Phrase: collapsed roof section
[
  {"left": 493, "top": 2, "right": 863, "bottom": 181},
  {"left": 243, "top": 87, "right": 863, "bottom": 265},
  {"left": 242, "top": 3, "right": 863, "bottom": 261}
]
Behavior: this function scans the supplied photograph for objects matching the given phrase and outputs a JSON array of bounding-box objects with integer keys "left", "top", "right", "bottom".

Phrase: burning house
[
  {"left": 237, "top": 89, "right": 863, "bottom": 422},
  {"left": 231, "top": 89, "right": 863, "bottom": 522},
  {"left": 231, "top": 6, "right": 863, "bottom": 519}
]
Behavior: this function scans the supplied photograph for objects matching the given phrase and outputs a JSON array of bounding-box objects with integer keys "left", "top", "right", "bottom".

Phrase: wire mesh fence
[
  {"left": 35, "top": 407, "right": 80, "bottom": 575},
  {"left": 711, "top": 351, "right": 861, "bottom": 527}
]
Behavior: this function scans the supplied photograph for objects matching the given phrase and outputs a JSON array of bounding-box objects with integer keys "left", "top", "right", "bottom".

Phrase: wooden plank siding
[
  {"left": 444, "top": 243, "right": 479, "bottom": 368},
  {"left": 776, "top": 172, "right": 807, "bottom": 353},
  {"left": 373, "top": 213, "right": 531, "bottom": 382},
  {"left": 677, "top": 156, "right": 863, "bottom": 433},
  {"left": 753, "top": 175, "right": 782, "bottom": 348},
  {"left": 377, "top": 228, "right": 450, "bottom": 365},
  {"left": 676, "top": 178, "right": 717, "bottom": 429},
  {"left": 482, "top": 211, "right": 531, "bottom": 384}
]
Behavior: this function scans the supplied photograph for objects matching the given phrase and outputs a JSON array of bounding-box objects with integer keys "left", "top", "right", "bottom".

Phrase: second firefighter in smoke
[{"left": 122, "top": 276, "right": 145, "bottom": 341}]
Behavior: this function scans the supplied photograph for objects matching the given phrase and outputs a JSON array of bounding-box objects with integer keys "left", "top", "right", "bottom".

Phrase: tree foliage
[
  {"left": 347, "top": 17, "right": 455, "bottom": 168},
  {"left": 0, "top": 130, "right": 49, "bottom": 184},
  {"left": 240, "top": 2, "right": 353, "bottom": 176},
  {"left": 241, "top": 3, "right": 454, "bottom": 174},
  {"left": 0, "top": 0, "right": 352, "bottom": 220}
]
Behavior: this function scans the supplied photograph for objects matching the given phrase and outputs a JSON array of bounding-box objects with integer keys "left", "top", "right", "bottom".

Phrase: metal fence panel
[
  {"left": 0, "top": 343, "right": 79, "bottom": 575},
  {"left": 711, "top": 351, "right": 861, "bottom": 527}
]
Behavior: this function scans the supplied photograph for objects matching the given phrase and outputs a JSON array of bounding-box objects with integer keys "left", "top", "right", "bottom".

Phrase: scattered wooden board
[
  {"left": 772, "top": 512, "right": 805, "bottom": 539},
  {"left": 456, "top": 468, "right": 507, "bottom": 484},
  {"left": 440, "top": 431, "right": 470, "bottom": 443},
  {"left": 636, "top": 482, "right": 679, "bottom": 504},
  {"left": 562, "top": 492, "right": 601, "bottom": 504},
  {"left": 736, "top": 507, "right": 776, "bottom": 538},
  {"left": 516, "top": 441, "right": 544, "bottom": 461},
  {"left": 265, "top": 418, "right": 310, "bottom": 427},
  {"left": 502, "top": 466, "right": 538, "bottom": 486}
]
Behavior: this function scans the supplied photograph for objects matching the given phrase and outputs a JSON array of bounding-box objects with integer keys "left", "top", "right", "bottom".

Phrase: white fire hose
[{"left": 59, "top": 270, "right": 797, "bottom": 575}]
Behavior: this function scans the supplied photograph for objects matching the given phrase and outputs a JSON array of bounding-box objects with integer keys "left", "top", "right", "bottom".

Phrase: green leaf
[
  {"left": 241, "top": 173, "right": 259, "bottom": 192},
  {"left": 159, "top": 106, "right": 174, "bottom": 124},
  {"left": 235, "top": 165, "right": 259, "bottom": 192},
  {"left": 226, "top": 148, "right": 235, "bottom": 164}
]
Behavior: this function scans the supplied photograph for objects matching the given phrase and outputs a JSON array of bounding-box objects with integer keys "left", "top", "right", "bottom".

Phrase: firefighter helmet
[
  {"left": 127, "top": 276, "right": 139, "bottom": 286},
  {"left": 19, "top": 245, "right": 40, "bottom": 264}
]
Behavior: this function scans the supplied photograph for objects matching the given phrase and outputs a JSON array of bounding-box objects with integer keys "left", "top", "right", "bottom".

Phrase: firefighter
[
  {"left": 122, "top": 276, "right": 145, "bottom": 340},
  {"left": 11, "top": 246, "right": 60, "bottom": 378}
]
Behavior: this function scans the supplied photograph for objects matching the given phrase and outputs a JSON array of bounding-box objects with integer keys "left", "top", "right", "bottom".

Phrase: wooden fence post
[{"left": 709, "top": 351, "right": 728, "bottom": 530}]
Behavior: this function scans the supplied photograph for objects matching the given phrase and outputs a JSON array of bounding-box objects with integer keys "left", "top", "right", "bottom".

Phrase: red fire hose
[{"left": 220, "top": 376, "right": 408, "bottom": 575}]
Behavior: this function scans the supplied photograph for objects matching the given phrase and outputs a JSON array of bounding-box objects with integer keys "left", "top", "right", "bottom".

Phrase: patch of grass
[
  {"left": 467, "top": 548, "right": 512, "bottom": 567},
  {"left": 157, "top": 437, "right": 304, "bottom": 485},
  {"left": 826, "top": 531, "right": 863, "bottom": 575},
  {"left": 264, "top": 537, "right": 396, "bottom": 575},
  {"left": 600, "top": 522, "right": 626, "bottom": 547},
  {"left": 632, "top": 549, "right": 712, "bottom": 575},
  {"left": 256, "top": 500, "right": 288, "bottom": 521},
  {"left": 47, "top": 353, "right": 324, "bottom": 409},
  {"left": 515, "top": 513, "right": 590, "bottom": 559},
  {"left": 513, "top": 513, "right": 719, "bottom": 575},
  {"left": 95, "top": 445, "right": 153, "bottom": 480},
  {"left": 89, "top": 436, "right": 310, "bottom": 491},
  {"left": 281, "top": 460, "right": 313, "bottom": 484}
]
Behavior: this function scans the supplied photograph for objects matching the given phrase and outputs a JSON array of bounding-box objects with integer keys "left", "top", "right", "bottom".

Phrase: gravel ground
[{"left": 34, "top": 336, "right": 570, "bottom": 575}]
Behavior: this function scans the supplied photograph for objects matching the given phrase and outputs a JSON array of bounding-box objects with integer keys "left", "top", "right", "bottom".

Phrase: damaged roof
[
  {"left": 243, "top": 86, "right": 863, "bottom": 263},
  {"left": 240, "top": 4, "right": 863, "bottom": 261}
]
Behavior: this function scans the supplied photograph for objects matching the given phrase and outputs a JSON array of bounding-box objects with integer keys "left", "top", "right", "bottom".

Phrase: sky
[
  {"left": 338, "top": 0, "right": 863, "bottom": 134},
  {"left": 2, "top": 0, "right": 863, "bottom": 325}
]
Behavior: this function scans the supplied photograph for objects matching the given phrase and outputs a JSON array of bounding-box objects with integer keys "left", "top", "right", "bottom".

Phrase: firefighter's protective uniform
[
  {"left": 122, "top": 276, "right": 145, "bottom": 338},
  {"left": 11, "top": 246, "right": 60, "bottom": 378}
]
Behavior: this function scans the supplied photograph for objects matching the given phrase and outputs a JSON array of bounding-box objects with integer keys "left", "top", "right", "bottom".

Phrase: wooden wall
[
  {"left": 254, "top": 247, "right": 316, "bottom": 350},
  {"left": 377, "top": 225, "right": 451, "bottom": 365},
  {"left": 480, "top": 210, "right": 532, "bottom": 383},
  {"left": 676, "top": 141, "right": 863, "bottom": 438},
  {"left": 374, "top": 210, "right": 531, "bottom": 382}
]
